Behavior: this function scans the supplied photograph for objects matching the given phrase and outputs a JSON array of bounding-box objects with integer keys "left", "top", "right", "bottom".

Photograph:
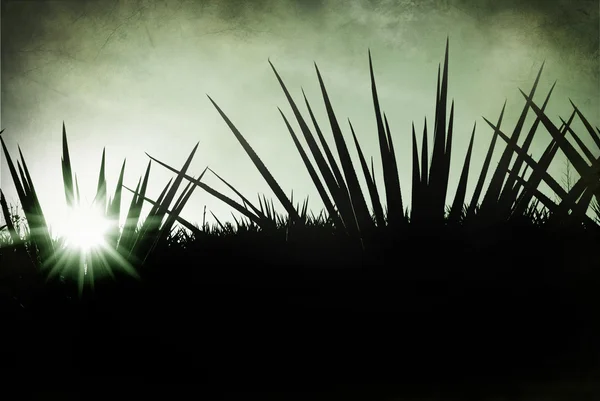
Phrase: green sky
[{"left": 1, "top": 0, "right": 599, "bottom": 229}]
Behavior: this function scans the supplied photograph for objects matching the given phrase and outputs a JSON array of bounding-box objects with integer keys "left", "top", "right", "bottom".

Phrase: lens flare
[{"left": 57, "top": 204, "right": 111, "bottom": 251}]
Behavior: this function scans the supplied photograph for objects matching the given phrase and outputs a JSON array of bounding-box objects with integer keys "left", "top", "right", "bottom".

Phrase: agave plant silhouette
[
  {"left": 148, "top": 38, "right": 599, "bottom": 248},
  {"left": 0, "top": 123, "right": 209, "bottom": 293},
  {"left": 2, "top": 38, "right": 599, "bottom": 284},
  {"left": 0, "top": 129, "right": 55, "bottom": 264}
]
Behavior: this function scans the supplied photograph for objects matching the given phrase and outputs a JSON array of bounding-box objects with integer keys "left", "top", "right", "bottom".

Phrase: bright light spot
[
  {"left": 44, "top": 201, "right": 139, "bottom": 291},
  {"left": 55, "top": 204, "right": 111, "bottom": 252}
]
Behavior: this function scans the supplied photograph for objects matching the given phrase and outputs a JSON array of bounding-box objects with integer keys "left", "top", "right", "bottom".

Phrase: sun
[
  {"left": 56, "top": 204, "right": 111, "bottom": 252},
  {"left": 43, "top": 201, "right": 140, "bottom": 294}
]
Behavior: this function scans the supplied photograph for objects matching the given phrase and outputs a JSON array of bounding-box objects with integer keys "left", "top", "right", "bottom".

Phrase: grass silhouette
[{"left": 1, "top": 39, "right": 599, "bottom": 400}]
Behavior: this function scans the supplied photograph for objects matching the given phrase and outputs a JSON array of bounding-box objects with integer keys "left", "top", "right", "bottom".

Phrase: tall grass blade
[
  {"left": 119, "top": 160, "right": 153, "bottom": 254},
  {"left": 487, "top": 120, "right": 569, "bottom": 216},
  {"left": 109, "top": 159, "right": 126, "bottom": 221},
  {"left": 303, "top": 91, "right": 350, "bottom": 206},
  {"left": 1, "top": 135, "right": 53, "bottom": 258},
  {"left": 416, "top": 118, "right": 430, "bottom": 220},
  {"left": 61, "top": 122, "right": 75, "bottom": 208},
  {"left": 74, "top": 174, "right": 81, "bottom": 205},
  {"left": 569, "top": 99, "right": 600, "bottom": 151},
  {"left": 269, "top": 61, "right": 347, "bottom": 229},
  {"left": 315, "top": 62, "right": 373, "bottom": 234},
  {"left": 410, "top": 122, "right": 421, "bottom": 223},
  {"left": 351, "top": 119, "right": 385, "bottom": 227},
  {"left": 369, "top": 50, "right": 403, "bottom": 228},
  {"left": 278, "top": 108, "right": 343, "bottom": 230},
  {"left": 523, "top": 92, "right": 600, "bottom": 209},
  {"left": 132, "top": 177, "right": 173, "bottom": 260},
  {"left": 511, "top": 172, "right": 557, "bottom": 213},
  {"left": 441, "top": 100, "right": 454, "bottom": 213},
  {"left": 207, "top": 95, "right": 301, "bottom": 223},
  {"left": 147, "top": 142, "right": 199, "bottom": 234},
  {"left": 467, "top": 100, "right": 506, "bottom": 219},
  {"left": 560, "top": 116, "right": 595, "bottom": 163},
  {"left": 421, "top": 117, "right": 429, "bottom": 188},
  {"left": 0, "top": 189, "right": 20, "bottom": 244},
  {"left": 481, "top": 62, "right": 545, "bottom": 215},
  {"left": 124, "top": 161, "right": 159, "bottom": 252},
  {"left": 448, "top": 122, "right": 476, "bottom": 224},
  {"left": 145, "top": 171, "right": 204, "bottom": 263},
  {"left": 498, "top": 81, "right": 556, "bottom": 212},
  {"left": 118, "top": 177, "right": 142, "bottom": 253},
  {"left": 302, "top": 91, "right": 355, "bottom": 233},
  {"left": 93, "top": 148, "right": 107, "bottom": 210},
  {"left": 210, "top": 211, "right": 226, "bottom": 232},
  {"left": 553, "top": 156, "right": 600, "bottom": 219},
  {"left": 207, "top": 167, "right": 271, "bottom": 225},
  {"left": 520, "top": 90, "right": 594, "bottom": 192},
  {"left": 428, "top": 38, "right": 450, "bottom": 223},
  {"left": 147, "top": 153, "right": 265, "bottom": 226},
  {"left": 17, "top": 147, "right": 53, "bottom": 255},
  {"left": 571, "top": 185, "right": 595, "bottom": 222},
  {"left": 1, "top": 135, "right": 28, "bottom": 217},
  {"left": 383, "top": 114, "right": 405, "bottom": 222}
]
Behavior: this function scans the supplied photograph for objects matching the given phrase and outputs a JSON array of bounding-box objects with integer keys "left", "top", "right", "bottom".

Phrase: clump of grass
[
  {"left": 2, "top": 38, "right": 599, "bottom": 279},
  {"left": 0, "top": 38, "right": 599, "bottom": 398},
  {"left": 149, "top": 38, "right": 599, "bottom": 247},
  {"left": 0, "top": 124, "right": 210, "bottom": 294}
]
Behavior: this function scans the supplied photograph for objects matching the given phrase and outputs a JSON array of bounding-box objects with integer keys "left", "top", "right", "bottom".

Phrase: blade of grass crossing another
[{"left": 207, "top": 95, "right": 301, "bottom": 223}]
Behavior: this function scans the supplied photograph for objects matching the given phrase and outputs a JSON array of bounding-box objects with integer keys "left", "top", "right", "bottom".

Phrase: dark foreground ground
[{"left": 1, "top": 224, "right": 599, "bottom": 400}]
